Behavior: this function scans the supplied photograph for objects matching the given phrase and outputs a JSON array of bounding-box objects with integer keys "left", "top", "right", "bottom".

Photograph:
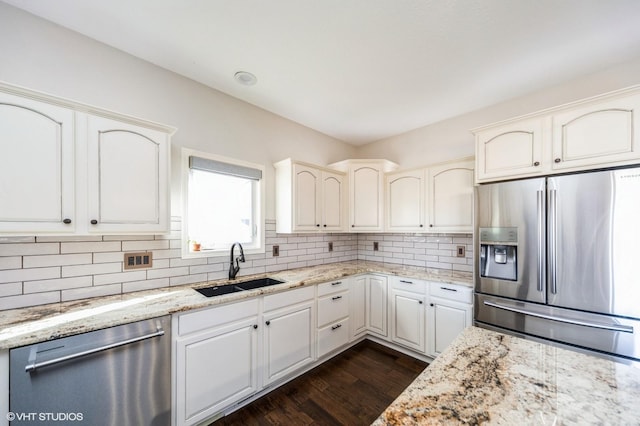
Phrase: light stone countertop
[
  {"left": 0, "top": 260, "right": 471, "bottom": 350},
  {"left": 373, "top": 326, "right": 640, "bottom": 425}
]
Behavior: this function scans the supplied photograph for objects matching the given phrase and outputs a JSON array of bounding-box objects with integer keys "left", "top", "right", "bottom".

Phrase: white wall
[
  {"left": 357, "top": 56, "right": 640, "bottom": 168},
  {"left": 0, "top": 2, "right": 357, "bottom": 219}
]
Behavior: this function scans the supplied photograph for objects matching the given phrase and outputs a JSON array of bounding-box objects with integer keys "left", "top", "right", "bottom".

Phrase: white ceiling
[{"left": 5, "top": 0, "right": 640, "bottom": 145}]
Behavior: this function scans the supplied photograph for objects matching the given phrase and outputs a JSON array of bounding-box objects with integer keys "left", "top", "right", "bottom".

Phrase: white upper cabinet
[
  {"left": 0, "top": 83, "right": 174, "bottom": 235},
  {"left": 330, "top": 159, "right": 398, "bottom": 232},
  {"left": 0, "top": 92, "right": 75, "bottom": 234},
  {"left": 386, "top": 169, "right": 426, "bottom": 231},
  {"left": 551, "top": 92, "right": 640, "bottom": 170},
  {"left": 86, "top": 115, "right": 170, "bottom": 234},
  {"left": 274, "top": 159, "right": 346, "bottom": 233},
  {"left": 474, "top": 118, "right": 547, "bottom": 182},
  {"left": 474, "top": 86, "right": 640, "bottom": 182},
  {"left": 384, "top": 159, "right": 474, "bottom": 233},
  {"left": 427, "top": 160, "right": 474, "bottom": 233}
]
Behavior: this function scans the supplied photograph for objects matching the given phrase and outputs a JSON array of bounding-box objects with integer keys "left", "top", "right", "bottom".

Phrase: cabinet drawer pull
[
  {"left": 399, "top": 280, "right": 413, "bottom": 284},
  {"left": 331, "top": 281, "right": 342, "bottom": 286},
  {"left": 554, "top": 158, "right": 561, "bottom": 163},
  {"left": 63, "top": 218, "right": 72, "bottom": 224},
  {"left": 534, "top": 161, "right": 540, "bottom": 166},
  {"left": 90, "top": 219, "right": 98, "bottom": 225},
  {"left": 332, "top": 295, "right": 342, "bottom": 301},
  {"left": 440, "top": 287, "right": 458, "bottom": 292},
  {"left": 331, "top": 324, "right": 342, "bottom": 331}
]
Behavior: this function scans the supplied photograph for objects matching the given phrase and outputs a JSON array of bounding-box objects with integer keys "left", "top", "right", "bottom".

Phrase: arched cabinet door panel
[
  {"left": 0, "top": 93, "right": 75, "bottom": 233},
  {"left": 86, "top": 114, "right": 169, "bottom": 234}
]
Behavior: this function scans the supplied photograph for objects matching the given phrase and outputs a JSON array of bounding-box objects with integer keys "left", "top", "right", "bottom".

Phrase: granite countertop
[
  {"left": 374, "top": 326, "right": 640, "bottom": 425},
  {"left": 0, "top": 260, "right": 471, "bottom": 350}
]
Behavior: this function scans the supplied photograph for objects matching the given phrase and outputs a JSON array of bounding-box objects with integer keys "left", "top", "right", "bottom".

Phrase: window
[{"left": 182, "top": 149, "right": 265, "bottom": 257}]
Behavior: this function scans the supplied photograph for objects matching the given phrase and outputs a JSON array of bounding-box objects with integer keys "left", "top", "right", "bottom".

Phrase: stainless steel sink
[{"left": 195, "top": 278, "right": 284, "bottom": 297}]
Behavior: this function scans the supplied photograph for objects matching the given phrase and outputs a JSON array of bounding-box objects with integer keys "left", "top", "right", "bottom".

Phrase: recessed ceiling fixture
[{"left": 234, "top": 71, "right": 257, "bottom": 86}]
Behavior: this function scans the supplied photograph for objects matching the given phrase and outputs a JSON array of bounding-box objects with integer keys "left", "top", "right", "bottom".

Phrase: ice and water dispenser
[{"left": 479, "top": 227, "right": 518, "bottom": 281}]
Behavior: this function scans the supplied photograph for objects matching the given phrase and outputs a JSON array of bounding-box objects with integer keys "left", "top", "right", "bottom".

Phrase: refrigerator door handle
[
  {"left": 548, "top": 189, "right": 558, "bottom": 294},
  {"left": 483, "top": 301, "right": 634, "bottom": 333},
  {"left": 537, "top": 190, "right": 544, "bottom": 293}
]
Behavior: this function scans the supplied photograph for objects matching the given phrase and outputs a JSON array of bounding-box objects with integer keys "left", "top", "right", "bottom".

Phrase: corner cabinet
[
  {"left": 274, "top": 159, "right": 346, "bottom": 233},
  {"left": 474, "top": 86, "right": 640, "bottom": 183},
  {"left": 0, "top": 83, "right": 174, "bottom": 235},
  {"left": 385, "top": 159, "right": 474, "bottom": 233}
]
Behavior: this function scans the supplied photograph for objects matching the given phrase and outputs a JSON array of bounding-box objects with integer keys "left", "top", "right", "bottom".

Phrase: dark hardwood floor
[{"left": 212, "top": 340, "right": 428, "bottom": 425}]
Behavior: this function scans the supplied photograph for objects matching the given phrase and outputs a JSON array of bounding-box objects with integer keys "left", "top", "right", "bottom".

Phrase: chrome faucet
[{"left": 228, "top": 242, "right": 245, "bottom": 279}]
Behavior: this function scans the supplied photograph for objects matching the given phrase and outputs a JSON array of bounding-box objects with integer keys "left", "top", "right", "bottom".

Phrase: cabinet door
[
  {"left": 386, "top": 170, "right": 425, "bottom": 231},
  {"left": 293, "top": 163, "right": 321, "bottom": 231},
  {"left": 366, "top": 275, "right": 388, "bottom": 337},
  {"left": 263, "top": 301, "right": 314, "bottom": 385},
  {"left": 350, "top": 165, "right": 384, "bottom": 231},
  {"left": 427, "top": 297, "right": 472, "bottom": 357},
  {"left": 552, "top": 93, "right": 640, "bottom": 171},
  {"left": 321, "top": 170, "right": 345, "bottom": 231},
  {"left": 0, "top": 93, "right": 75, "bottom": 234},
  {"left": 475, "top": 118, "right": 547, "bottom": 182},
  {"left": 427, "top": 161, "right": 474, "bottom": 233},
  {"left": 86, "top": 114, "right": 169, "bottom": 233},
  {"left": 175, "top": 317, "right": 259, "bottom": 426},
  {"left": 350, "top": 276, "right": 367, "bottom": 339},
  {"left": 390, "top": 289, "right": 425, "bottom": 353}
]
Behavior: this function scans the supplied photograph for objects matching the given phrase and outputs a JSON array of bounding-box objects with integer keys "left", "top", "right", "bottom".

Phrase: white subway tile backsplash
[
  {"left": 0, "top": 267, "right": 60, "bottom": 284},
  {"left": 0, "top": 282, "right": 22, "bottom": 297},
  {"left": 61, "top": 241, "right": 122, "bottom": 254},
  {"left": 23, "top": 253, "right": 92, "bottom": 268},
  {"left": 0, "top": 257, "right": 21, "bottom": 270},
  {"left": 62, "top": 284, "right": 122, "bottom": 302},
  {"left": 62, "top": 263, "right": 121, "bottom": 278},
  {"left": 0, "top": 291, "right": 60, "bottom": 310},
  {"left": 24, "top": 276, "right": 92, "bottom": 293},
  {"left": 0, "top": 243, "right": 59, "bottom": 256},
  {"left": 0, "top": 218, "right": 471, "bottom": 310}
]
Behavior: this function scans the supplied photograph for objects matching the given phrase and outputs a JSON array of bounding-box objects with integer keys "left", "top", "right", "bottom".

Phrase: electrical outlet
[
  {"left": 373, "top": 242, "right": 379, "bottom": 251},
  {"left": 328, "top": 242, "right": 333, "bottom": 252},
  {"left": 272, "top": 245, "right": 280, "bottom": 257},
  {"left": 456, "top": 245, "right": 466, "bottom": 258},
  {"left": 124, "top": 252, "right": 153, "bottom": 270}
]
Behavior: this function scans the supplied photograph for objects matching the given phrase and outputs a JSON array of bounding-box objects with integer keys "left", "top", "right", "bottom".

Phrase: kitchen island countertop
[
  {"left": 374, "top": 326, "right": 640, "bottom": 425},
  {"left": 0, "top": 260, "right": 471, "bottom": 350}
]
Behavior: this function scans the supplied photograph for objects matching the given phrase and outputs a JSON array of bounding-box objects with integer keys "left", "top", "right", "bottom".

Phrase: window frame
[{"left": 181, "top": 148, "right": 265, "bottom": 258}]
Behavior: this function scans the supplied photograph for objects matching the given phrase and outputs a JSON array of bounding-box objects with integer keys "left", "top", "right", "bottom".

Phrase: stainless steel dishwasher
[{"left": 9, "top": 315, "right": 171, "bottom": 426}]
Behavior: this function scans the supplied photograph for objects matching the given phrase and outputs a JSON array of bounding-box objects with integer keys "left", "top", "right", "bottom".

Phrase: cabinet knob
[
  {"left": 90, "top": 219, "right": 98, "bottom": 225},
  {"left": 265, "top": 320, "right": 270, "bottom": 326},
  {"left": 419, "top": 300, "right": 423, "bottom": 304},
  {"left": 419, "top": 224, "right": 423, "bottom": 227},
  {"left": 253, "top": 324, "right": 258, "bottom": 329},
  {"left": 554, "top": 158, "right": 561, "bottom": 163},
  {"left": 430, "top": 303, "right": 434, "bottom": 307},
  {"left": 429, "top": 224, "right": 433, "bottom": 228},
  {"left": 323, "top": 224, "right": 327, "bottom": 227},
  {"left": 63, "top": 218, "right": 72, "bottom": 224},
  {"left": 351, "top": 225, "right": 355, "bottom": 228},
  {"left": 533, "top": 161, "right": 540, "bottom": 166},
  {"left": 316, "top": 224, "right": 320, "bottom": 227}
]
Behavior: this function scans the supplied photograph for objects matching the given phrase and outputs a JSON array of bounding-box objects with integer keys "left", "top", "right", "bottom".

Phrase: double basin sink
[{"left": 195, "top": 278, "right": 285, "bottom": 297}]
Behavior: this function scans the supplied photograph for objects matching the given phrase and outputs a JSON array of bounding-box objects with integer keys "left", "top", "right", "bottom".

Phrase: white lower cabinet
[
  {"left": 350, "top": 276, "right": 367, "bottom": 339},
  {"left": 317, "top": 278, "right": 350, "bottom": 358},
  {"left": 389, "top": 278, "right": 426, "bottom": 353},
  {"left": 366, "top": 275, "right": 388, "bottom": 337},
  {"left": 426, "top": 283, "right": 473, "bottom": 357},
  {"left": 174, "top": 299, "right": 260, "bottom": 426},
  {"left": 263, "top": 287, "right": 315, "bottom": 386}
]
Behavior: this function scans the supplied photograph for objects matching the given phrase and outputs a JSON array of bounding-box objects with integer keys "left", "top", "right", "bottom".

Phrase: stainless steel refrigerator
[{"left": 475, "top": 166, "right": 640, "bottom": 363}]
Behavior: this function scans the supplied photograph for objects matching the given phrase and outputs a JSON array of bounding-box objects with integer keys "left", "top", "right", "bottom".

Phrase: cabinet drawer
[
  {"left": 178, "top": 298, "right": 259, "bottom": 336},
  {"left": 317, "top": 291, "right": 349, "bottom": 327},
  {"left": 317, "top": 279, "right": 348, "bottom": 296},
  {"left": 429, "top": 283, "right": 472, "bottom": 303},
  {"left": 317, "top": 319, "right": 349, "bottom": 358},
  {"left": 389, "top": 276, "right": 427, "bottom": 294},
  {"left": 263, "top": 285, "right": 314, "bottom": 312}
]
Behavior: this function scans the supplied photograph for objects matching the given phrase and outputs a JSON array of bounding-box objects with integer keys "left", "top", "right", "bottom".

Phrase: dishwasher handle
[{"left": 25, "top": 325, "right": 165, "bottom": 373}]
